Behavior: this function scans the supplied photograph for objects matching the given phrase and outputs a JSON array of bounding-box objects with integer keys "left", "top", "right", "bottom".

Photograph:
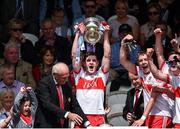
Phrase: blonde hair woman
[
  {"left": 108, "top": 0, "right": 140, "bottom": 43},
  {"left": 0, "top": 89, "right": 15, "bottom": 128}
]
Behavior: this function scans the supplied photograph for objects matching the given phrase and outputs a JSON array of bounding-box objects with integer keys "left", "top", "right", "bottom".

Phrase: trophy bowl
[{"left": 84, "top": 17, "right": 102, "bottom": 45}]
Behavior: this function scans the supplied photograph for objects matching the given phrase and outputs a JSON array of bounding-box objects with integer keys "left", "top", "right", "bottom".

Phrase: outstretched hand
[{"left": 68, "top": 112, "right": 83, "bottom": 125}]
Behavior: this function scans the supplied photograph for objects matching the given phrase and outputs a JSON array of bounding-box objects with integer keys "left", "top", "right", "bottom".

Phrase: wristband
[{"left": 140, "top": 115, "right": 147, "bottom": 121}]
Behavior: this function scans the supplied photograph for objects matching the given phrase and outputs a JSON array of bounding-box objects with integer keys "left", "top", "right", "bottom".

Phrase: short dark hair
[
  {"left": 20, "top": 95, "right": 31, "bottom": 106},
  {"left": 40, "top": 18, "right": 54, "bottom": 29},
  {"left": 137, "top": 51, "right": 147, "bottom": 60},
  {"left": 118, "top": 24, "right": 132, "bottom": 33},
  {"left": 83, "top": 52, "right": 97, "bottom": 62}
]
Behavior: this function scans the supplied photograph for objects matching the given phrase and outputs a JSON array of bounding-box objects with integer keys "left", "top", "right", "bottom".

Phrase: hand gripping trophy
[
  {"left": 74, "top": 17, "right": 109, "bottom": 64},
  {"left": 121, "top": 34, "right": 138, "bottom": 52}
]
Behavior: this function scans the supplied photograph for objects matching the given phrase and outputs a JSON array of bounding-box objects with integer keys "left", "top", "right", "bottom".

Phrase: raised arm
[
  {"left": 71, "top": 23, "right": 85, "bottom": 73},
  {"left": 101, "top": 25, "right": 111, "bottom": 73},
  {"left": 13, "top": 87, "right": 26, "bottom": 115},
  {"left": 119, "top": 34, "right": 137, "bottom": 74},
  {"left": 147, "top": 48, "right": 168, "bottom": 83},
  {"left": 154, "top": 28, "right": 165, "bottom": 68},
  {"left": 27, "top": 87, "right": 38, "bottom": 112},
  {"left": 171, "top": 34, "right": 180, "bottom": 53}
]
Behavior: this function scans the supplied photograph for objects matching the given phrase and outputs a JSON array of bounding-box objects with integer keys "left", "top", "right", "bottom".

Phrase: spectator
[
  {"left": 12, "top": 87, "right": 38, "bottom": 128},
  {"left": 35, "top": 62, "right": 90, "bottom": 128},
  {"left": 0, "top": 89, "right": 14, "bottom": 128},
  {"left": 140, "top": 2, "right": 161, "bottom": 46},
  {"left": 71, "top": 23, "right": 110, "bottom": 126},
  {"left": 35, "top": 18, "right": 71, "bottom": 65},
  {"left": 0, "top": 0, "right": 39, "bottom": 41},
  {"left": 127, "top": 0, "right": 150, "bottom": 25},
  {"left": 51, "top": 8, "right": 72, "bottom": 43},
  {"left": 144, "top": 21, "right": 173, "bottom": 65},
  {"left": 0, "top": 63, "right": 25, "bottom": 96},
  {"left": 39, "top": 0, "right": 82, "bottom": 26},
  {"left": 140, "top": 2, "right": 172, "bottom": 46},
  {"left": 123, "top": 72, "right": 144, "bottom": 125},
  {"left": 7, "top": 18, "right": 37, "bottom": 64},
  {"left": 108, "top": 0, "right": 139, "bottom": 43},
  {"left": 96, "top": 0, "right": 111, "bottom": 20},
  {"left": 73, "top": 0, "right": 105, "bottom": 25},
  {"left": 0, "top": 43, "right": 36, "bottom": 89},
  {"left": 158, "top": 0, "right": 175, "bottom": 23},
  {"left": 32, "top": 46, "right": 55, "bottom": 85}
]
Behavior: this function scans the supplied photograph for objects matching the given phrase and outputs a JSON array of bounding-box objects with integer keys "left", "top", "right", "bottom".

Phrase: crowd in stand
[{"left": 0, "top": 0, "right": 180, "bottom": 128}]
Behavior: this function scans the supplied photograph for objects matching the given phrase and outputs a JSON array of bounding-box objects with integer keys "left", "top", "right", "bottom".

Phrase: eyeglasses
[
  {"left": 85, "top": 5, "right": 95, "bottom": 8},
  {"left": 148, "top": 11, "right": 159, "bottom": 16},
  {"left": 11, "top": 28, "right": 23, "bottom": 32}
]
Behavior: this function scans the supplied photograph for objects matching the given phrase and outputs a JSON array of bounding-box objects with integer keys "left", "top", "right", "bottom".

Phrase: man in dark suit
[
  {"left": 123, "top": 72, "right": 144, "bottom": 125},
  {"left": 35, "top": 62, "right": 90, "bottom": 128},
  {"left": 35, "top": 18, "right": 71, "bottom": 65}
]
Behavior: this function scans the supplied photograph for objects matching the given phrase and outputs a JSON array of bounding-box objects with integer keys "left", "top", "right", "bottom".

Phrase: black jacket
[
  {"left": 123, "top": 88, "right": 144, "bottom": 124},
  {"left": 34, "top": 75, "right": 88, "bottom": 128}
]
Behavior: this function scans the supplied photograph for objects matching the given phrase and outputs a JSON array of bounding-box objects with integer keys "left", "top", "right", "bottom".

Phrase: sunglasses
[
  {"left": 11, "top": 28, "right": 23, "bottom": 32},
  {"left": 85, "top": 5, "right": 95, "bottom": 8},
  {"left": 148, "top": 11, "right": 159, "bottom": 16}
]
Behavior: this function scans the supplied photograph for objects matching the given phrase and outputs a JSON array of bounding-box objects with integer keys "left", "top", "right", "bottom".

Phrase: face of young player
[
  {"left": 168, "top": 54, "right": 180, "bottom": 75},
  {"left": 138, "top": 54, "right": 150, "bottom": 74},
  {"left": 85, "top": 55, "right": 99, "bottom": 75}
]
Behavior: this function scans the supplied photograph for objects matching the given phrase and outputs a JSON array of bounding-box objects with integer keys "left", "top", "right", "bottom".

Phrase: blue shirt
[
  {"left": 0, "top": 80, "right": 25, "bottom": 96},
  {"left": 110, "top": 41, "right": 141, "bottom": 70}
]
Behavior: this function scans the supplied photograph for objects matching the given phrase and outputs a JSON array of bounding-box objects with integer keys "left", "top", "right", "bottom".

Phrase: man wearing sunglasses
[
  {"left": 148, "top": 27, "right": 180, "bottom": 128},
  {"left": 7, "top": 18, "right": 37, "bottom": 65}
]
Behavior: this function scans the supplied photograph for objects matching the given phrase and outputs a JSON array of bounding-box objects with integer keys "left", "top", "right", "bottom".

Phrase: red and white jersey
[
  {"left": 74, "top": 67, "right": 109, "bottom": 114},
  {"left": 162, "top": 62, "right": 180, "bottom": 123},
  {"left": 136, "top": 66, "right": 172, "bottom": 117}
]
